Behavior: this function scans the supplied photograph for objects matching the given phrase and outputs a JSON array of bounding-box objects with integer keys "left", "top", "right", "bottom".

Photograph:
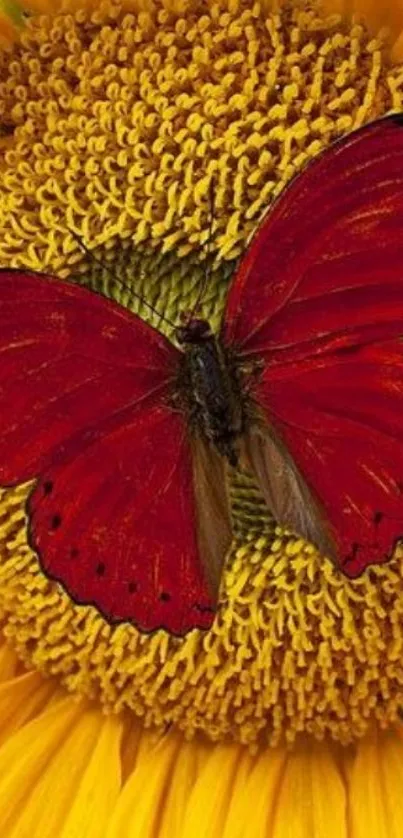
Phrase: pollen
[{"left": 0, "top": 0, "right": 403, "bottom": 748}]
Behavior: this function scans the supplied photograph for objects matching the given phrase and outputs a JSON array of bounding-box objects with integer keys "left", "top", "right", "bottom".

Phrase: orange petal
[
  {"left": 272, "top": 742, "right": 347, "bottom": 838},
  {"left": 348, "top": 727, "right": 403, "bottom": 838}
]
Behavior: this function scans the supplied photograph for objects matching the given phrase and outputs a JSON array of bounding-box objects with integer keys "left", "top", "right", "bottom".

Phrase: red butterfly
[{"left": 2, "top": 115, "right": 403, "bottom": 636}]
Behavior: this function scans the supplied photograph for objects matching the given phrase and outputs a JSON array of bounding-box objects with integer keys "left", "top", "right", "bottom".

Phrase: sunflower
[{"left": 0, "top": 0, "right": 403, "bottom": 835}]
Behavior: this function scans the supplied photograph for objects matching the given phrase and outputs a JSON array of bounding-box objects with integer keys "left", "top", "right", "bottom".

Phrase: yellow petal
[
  {"left": 221, "top": 749, "right": 286, "bottom": 838},
  {"left": 0, "top": 698, "right": 82, "bottom": 834},
  {"left": 0, "top": 670, "right": 55, "bottom": 747},
  {"left": 349, "top": 727, "right": 403, "bottom": 838},
  {"left": 180, "top": 744, "right": 245, "bottom": 837},
  {"left": 107, "top": 730, "right": 181, "bottom": 838},
  {"left": 272, "top": 742, "right": 347, "bottom": 838},
  {"left": 0, "top": 699, "right": 121, "bottom": 838},
  {"left": 158, "top": 739, "right": 201, "bottom": 836},
  {"left": 58, "top": 714, "right": 122, "bottom": 838}
]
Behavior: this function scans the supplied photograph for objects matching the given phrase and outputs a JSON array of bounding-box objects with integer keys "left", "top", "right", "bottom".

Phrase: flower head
[{"left": 0, "top": 0, "right": 403, "bottom": 834}]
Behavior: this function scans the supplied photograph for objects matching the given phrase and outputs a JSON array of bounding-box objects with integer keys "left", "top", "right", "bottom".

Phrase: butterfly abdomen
[{"left": 176, "top": 320, "right": 244, "bottom": 466}]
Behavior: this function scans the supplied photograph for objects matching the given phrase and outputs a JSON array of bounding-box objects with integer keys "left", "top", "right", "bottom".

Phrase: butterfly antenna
[
  {"left": 68, "top": 228, "right": 178, "bottom": 330},
  {"left": 188, "top": 179, "right": 216, "bottom": 320}
]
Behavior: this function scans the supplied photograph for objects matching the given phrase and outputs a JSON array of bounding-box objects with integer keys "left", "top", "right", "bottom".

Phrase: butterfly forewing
[
  {"left": 0, "top": 271, "right": 176, "bottom": 484},
  {"left": 223, "top": 115, "right": 403, "bottom": 357}
]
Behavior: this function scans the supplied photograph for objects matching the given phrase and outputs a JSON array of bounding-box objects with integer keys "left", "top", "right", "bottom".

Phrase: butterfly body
[{"left": 176, "top": 319, "right": 245, "bottom": 467}]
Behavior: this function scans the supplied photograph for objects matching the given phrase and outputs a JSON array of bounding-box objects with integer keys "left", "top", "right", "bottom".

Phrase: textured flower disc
[{"left": 1, "top": 0, "right": 403, "bottom": 748}]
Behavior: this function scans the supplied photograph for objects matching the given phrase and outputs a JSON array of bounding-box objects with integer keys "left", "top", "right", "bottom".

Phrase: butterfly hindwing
[
  {"left": 191, "top": 434, "right": 233, "bottom": 601},
  {"left": 222, "top": 115, "right": 403, "bottom": 575},
  {"left": 240, "top": 417, "right": 335, "bottom": 559},
  {"left": 260, "top": 342, "right": 403, "bottom": 576},
  {"left": 28, "top": 402, "right": 218, "bottom": 634}
]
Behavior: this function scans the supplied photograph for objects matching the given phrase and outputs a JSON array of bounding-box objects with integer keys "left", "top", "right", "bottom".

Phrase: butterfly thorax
[{"left": 176, "top": 319, "right": 244, "bottom": 467}]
